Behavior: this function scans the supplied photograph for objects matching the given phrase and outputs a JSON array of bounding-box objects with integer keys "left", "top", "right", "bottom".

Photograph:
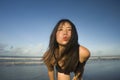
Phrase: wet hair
[{"left": 43, "top": 19, "right": 80, "bottom": 72}]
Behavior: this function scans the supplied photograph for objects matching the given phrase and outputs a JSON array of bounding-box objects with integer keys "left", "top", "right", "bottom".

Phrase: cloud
[
  {"left": 0, "top": 43, "right": 7, "bottom": 50},
  {"left": 0, "top": 43, "right": 9, "bottom": 54},
  {"left": 1, "top": 43, "right": 119, "bottom": 57},
  {"left": 0, "top": 43, "right": 46, "bottom": 56},
  {"left": 91, "top": 47, "right": 120, "bottom": 56}
]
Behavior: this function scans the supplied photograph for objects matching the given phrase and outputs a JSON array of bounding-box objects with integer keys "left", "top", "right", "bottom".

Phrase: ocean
[{"left": 0, "top": 56, "right": 120, "bottom": 80}]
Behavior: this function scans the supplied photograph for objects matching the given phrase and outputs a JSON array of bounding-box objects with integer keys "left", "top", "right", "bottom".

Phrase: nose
[{"left": 63, "top": 29, "right": 67, "bottom": 35}]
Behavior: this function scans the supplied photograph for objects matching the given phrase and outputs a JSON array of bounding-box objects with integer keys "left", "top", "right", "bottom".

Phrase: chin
[{"left": 60, "top": 42, "right": 68, "bottom": 46}]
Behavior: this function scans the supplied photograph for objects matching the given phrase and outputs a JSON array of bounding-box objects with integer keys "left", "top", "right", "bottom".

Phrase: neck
[{"left": 58, "top": 45, "right": 66, "bottom": 54}]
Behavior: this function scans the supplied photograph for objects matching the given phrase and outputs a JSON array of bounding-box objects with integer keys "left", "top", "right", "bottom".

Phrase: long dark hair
[{"left": 43, "top": 19, "right": 80, "bottom": 72}]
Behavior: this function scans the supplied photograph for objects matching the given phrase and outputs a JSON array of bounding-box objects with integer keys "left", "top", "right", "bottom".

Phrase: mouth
[{"left": 63, "top": 37, "right": 69, "bottom": 41}]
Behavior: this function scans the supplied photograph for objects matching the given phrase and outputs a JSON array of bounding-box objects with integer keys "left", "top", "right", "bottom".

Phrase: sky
[{"left": 0, "top": 0, "right": 120, "bottom": 57}]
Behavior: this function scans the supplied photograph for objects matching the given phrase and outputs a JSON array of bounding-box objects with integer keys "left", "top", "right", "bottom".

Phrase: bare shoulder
[{"left": 79, "top": 45, "right": 91, "bottom": 63}]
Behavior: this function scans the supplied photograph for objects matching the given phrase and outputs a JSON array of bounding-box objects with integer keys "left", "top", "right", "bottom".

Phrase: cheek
[
  {"left": 56, "top": 32, "right": 61, "bottom": 41},
  {"left": 68, "top": 32, "right": 72, "bottom": 38}
]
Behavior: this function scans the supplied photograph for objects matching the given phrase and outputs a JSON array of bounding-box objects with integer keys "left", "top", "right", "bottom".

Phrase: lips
[{"left": 63, "top": 37, "right": 68, "bottom": 41}]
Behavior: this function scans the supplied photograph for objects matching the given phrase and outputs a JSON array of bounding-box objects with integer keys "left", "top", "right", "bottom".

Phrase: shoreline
[{"left": 0, "top": 56, "right": 120, "bottom": 65}]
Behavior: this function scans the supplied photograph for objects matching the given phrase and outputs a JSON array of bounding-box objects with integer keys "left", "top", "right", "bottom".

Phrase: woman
[{"left": 43, "top": 19, "right": 90, "bottom": 80}]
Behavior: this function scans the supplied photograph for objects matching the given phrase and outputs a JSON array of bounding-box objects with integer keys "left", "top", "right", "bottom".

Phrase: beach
[
  {"left": 0, "top": 57, "right": 120, "bottom": 80},
  {"left": 83, "top": 59, "right": 120, "bottom": 80}
]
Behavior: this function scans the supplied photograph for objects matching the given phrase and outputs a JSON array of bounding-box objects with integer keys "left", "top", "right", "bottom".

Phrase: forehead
[{"left": 58, "top": 22, "right": 72, "bottom": 28}]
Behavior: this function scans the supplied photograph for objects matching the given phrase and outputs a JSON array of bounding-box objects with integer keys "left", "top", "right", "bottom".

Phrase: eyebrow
[
  {"left": 58, "top": 26, "right": 71, "bottom": 28},
  {"left": 58, "top": 24, "right": 72, "bottom": 28},
  {"left": 58, "top": 22, "right": 72, "bottom": 28}
]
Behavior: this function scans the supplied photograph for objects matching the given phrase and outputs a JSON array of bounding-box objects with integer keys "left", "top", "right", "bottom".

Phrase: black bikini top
[
  {"left": 53, "top": 48, "right": 86, "bottom": 74},
  {"left": 55, "top": 59, "right": 86, "bottom": 74}
]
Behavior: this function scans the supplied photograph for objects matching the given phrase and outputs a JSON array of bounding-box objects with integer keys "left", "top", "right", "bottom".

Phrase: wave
[{"left": 0, "top": 56, "right": 120, "bottom": 65}]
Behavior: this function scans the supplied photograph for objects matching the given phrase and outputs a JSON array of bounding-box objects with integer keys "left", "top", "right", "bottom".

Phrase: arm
[
  {"left": 72, "top": 65, "right": 84, "bottom": 80},
  {"left": 79, "top": 45, "right": 90, "bottom": 79},
  {"left": 48, "top": 70, "right": 55, "bottom": 80},
  {"left": 73, "top": 45, "right": 90, "bottom": 80},
  {"left": 46, "top": 63, "right": 55, "bottom": 80}
]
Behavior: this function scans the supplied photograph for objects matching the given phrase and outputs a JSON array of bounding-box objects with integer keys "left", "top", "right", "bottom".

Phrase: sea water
[
  {"left": 83, "top": 59, "right": 120, "bottom": 80},
  {"left": 0, "top": 59, "right": 120, "bottom": 80}
]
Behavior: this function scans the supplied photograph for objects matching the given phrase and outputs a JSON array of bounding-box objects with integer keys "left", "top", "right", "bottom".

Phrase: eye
[
  {"left": 57, "top": 28, "right": 63, "bottom": 31},
  {"left": 67, "top": 28, "right": 72, "bottom": 31}
]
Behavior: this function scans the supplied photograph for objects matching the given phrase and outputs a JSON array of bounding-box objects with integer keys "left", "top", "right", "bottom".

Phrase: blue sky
[{"left": 0, "top": 0, "right": 120, "bottom": 56}]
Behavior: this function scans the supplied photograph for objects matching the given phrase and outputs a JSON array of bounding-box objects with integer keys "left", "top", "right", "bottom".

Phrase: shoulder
[{"left": 79, "top": 45, "right": 90, "bottom": 63}]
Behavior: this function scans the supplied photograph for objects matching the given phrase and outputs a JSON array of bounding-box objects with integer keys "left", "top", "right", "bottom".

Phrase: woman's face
[{"left": 56, "top": 22, "right": 72, "bottom": 46}]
